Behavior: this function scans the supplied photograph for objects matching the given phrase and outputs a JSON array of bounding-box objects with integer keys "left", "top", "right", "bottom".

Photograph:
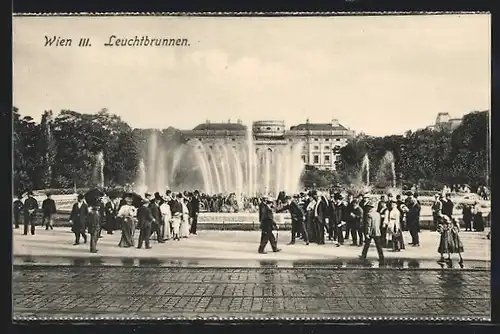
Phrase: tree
[
  {"left": 37, "top": 110, "right": 57, "bottom": 188},
  {"left": 301, "top": 166, "right": 339, "bottom": 189},
  {"left": 13, "top": 107, "right": 33, "bottom": 193},
  {"left": 336, "top": 111, "right": 489, "bottom": 190}
]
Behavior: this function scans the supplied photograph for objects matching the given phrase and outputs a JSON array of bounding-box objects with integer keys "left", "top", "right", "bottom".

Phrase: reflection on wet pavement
[
  {"left": 14, "top": 255, "right": 490, "bottom": 270},
  {"left": 12, "top": 258, "right": 490, "bottom": 320}
]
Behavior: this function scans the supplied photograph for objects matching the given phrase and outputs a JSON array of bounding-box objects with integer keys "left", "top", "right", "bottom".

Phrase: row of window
[
  {"left": 311, "top": 145, "right": 342, "bottom": 151},
  {"left": 313, "top": 138, "right": 342, "bottom": 142},
  {"left": 196, "top": 137, "right": 345, "bottom": 142},
  {"left": 301, "top": 154, "right": 341, "bottom": 164}
]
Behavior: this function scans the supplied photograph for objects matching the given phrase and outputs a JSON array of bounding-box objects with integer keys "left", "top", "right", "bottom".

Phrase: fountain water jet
[
  {"left": 138, "top": 123, "right": 305, "bottom": 196},
  {"left": 361, "top": 153, "right": 370, "bottom": 186},
  {"left": 92, "top": 151, "right": 105, "bottom": 188},
  {"left": 135, "top": 159, "right": 147, "bottom": 194},
  {"left": 378, "top": 151, "right": 399, "bottom": 194}
]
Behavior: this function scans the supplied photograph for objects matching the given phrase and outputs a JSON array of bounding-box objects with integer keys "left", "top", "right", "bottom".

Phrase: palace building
[
  {"left": 182, "top": 119, "right": 355, "bottom": 170},
  {"left": 426, "top": 112, "right": 463, "bottom": 131}
]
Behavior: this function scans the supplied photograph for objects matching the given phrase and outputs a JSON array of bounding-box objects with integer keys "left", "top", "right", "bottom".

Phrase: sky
[{"left": 13, "top": 14, "right": 490, "bottom": 136}]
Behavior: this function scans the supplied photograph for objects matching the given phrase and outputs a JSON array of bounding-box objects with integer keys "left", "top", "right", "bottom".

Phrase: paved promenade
[
  {"left": 13, "top": 228, "right": 491, "bottom": 262},
  {"left": 12, "top": 228, "right": 491, "bottom": 321},
  {"left": 13, "top": 265, "right": 490, "bottom": 320}
]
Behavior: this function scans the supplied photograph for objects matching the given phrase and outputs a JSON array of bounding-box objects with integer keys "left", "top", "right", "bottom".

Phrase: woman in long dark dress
[
  {"left": 117, "top": 196, "right": 137, "bottom": 248},
  {"left": 437, "top": 214, "right": 464, "bottom": 264},
  {"left": 472, "top": 202, "right": 485, "bottom": 232}
]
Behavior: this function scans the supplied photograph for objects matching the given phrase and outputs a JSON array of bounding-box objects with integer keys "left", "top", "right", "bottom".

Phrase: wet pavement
[
  {"left": 13, "top": 260, "right": 491, "bottom": 321},
  {"left": 13, "top": 255, "right": 491, "bottom": 270}
]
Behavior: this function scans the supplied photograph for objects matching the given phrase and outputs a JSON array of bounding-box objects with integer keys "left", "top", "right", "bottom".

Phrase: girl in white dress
[{"left": 179, "top": 197, "right": 190, "bottom": 238}]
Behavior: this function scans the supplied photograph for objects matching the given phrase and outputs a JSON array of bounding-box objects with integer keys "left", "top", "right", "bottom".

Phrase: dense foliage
[
  {"left": 13, "top": 107, "right": 489, "bottom": 194},
  {"left": 335, "top": 110, "right": 490, "bottom": 190}
]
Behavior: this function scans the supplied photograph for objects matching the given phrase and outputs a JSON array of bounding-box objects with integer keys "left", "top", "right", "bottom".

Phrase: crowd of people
[
  {"left": 12, "top": 187, "right": 489, "bottom": 262},
  {"left": 13, "top": 190, "right": 201, "bottom": 253}
]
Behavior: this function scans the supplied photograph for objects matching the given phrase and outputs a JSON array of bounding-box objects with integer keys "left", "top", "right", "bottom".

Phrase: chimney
[
  {"left": 237, "top": 119, "right": 242, "bottom": 124},
  {"left": 228, "top": 119, "right": 231, "bottom": 123},
  {"left": 331, "top": 118, "right": 340, "bottom": 127}
]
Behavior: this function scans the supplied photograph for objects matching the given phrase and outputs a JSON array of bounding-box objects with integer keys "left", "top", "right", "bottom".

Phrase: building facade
[
  {"left": 426, "top": 112, "right": 463, "bottom": 131},
  {"left": 182, "top": 119, "right": 355, "bottom": 171}
]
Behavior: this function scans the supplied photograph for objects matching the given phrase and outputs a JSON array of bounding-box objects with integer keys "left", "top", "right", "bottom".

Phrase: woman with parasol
[{"left": 117, "top": 193, "right": 138, "bottom": 248}]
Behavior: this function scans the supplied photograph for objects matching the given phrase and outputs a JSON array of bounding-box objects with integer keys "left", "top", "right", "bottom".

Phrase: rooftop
[
  {"left": 290, "top": 123, "right": 348, "bottom": 131},
  {"left": 192, "top": 123, "right": 247, "bottom": 131}
]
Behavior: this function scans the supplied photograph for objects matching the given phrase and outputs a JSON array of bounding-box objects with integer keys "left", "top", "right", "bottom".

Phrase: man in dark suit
[
  {"left": 189, "top": 190, "right": 201, "bottom": 235},
  {"left": 137, "top": 199, "right": 154, "bottom": 249},
  {"left": 69, "top": 194, "right": 88, "bottom": 245},
  {"left": 377, "top": 195, "right": 387, "bottom": 213},
  {"left": 258, "top": 197, "right": 281, "bottom": 254},
  {"left": 313, "top": 193, "right": 329, "bottom": 245},
  {"left": 97, "top": 197, "right": 106, "bottom": 238},
  {"left": 41, "top": 192, "right": 57, "bottom": 230},
  {"left": 149, "top": 194, "right": 164, "bottom": 243},
  {"left": 87, "top": 205, "right": 101, "bottom": 253},
  {"left": 13, "top": 194, "right": 24, "bottom": 229},
  {"left": 348, "top": 199, "right": 364, "bottom": 246},
  {"left": 441, "top": 193, "right": 454, "bottom": 219},
  {"left": 23, "top": 191, "right": 39, "bottom": 236},
  {"left": 462, "top": 203, "right": 473, "bottom": 231},
  {"left": 332, "top": 193, "right": 346, "bottom": 246},
  {"left": 406, "top": 193, "right": 421, "bottom": 247},
  {"left": 104, "top": 195, "right": 119, "bottom": 234},
  {"left": 277, "top": 195, "right": 309, "bottom": 245}
]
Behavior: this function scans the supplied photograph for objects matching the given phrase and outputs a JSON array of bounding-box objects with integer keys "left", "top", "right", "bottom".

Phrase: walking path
[
  {"left": 13, "top": 228, "right": 491, "bottom": 320},
  {"left": 13, "top": 264, "right": 490, "bottom": 320},
  {"left": 13, "top": 227, "right": 490, "bottom": 264}
]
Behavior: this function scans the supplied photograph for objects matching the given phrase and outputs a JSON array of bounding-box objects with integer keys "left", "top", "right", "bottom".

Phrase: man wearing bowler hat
[
  {"left": 258, "top": 196, "right": 281, "bottom": 254},
  {"left": 137, "top": 198, "right": 154, "bottom": 249},
  {"left": 277, "top": 195, "right": 309, "bottom": 245},
  {"left": 23, "top": 191, "right": 39, "bottom": 235}
]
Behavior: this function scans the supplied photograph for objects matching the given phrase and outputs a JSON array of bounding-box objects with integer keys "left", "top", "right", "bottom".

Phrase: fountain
[
  {"left": 135, "top": 159, "right": 147, "bottom": 195},
  {"left": 347, "top": 154, "right": 372, "bottom": 196},
  {"left": 92, "top": 151, "right": 105, "bottom": 189},
  {"left": 377, "top": 151, "right": 400, "bottom": 195},
  {"left": 137, "top": 125, "right": 305, "bottom": 198},
  {"left": 361, "top": 154, "right": 370, "bottom": 186}
]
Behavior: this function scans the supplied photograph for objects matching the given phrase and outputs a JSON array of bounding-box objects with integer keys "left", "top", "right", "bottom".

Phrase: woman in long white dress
[
  {"left": 384, "top": 201, "right": 404, "bottom": 251},
  {"left": 117, "top": 196, "right": 137, "bottom": 248},
  {"left": 179, "top": 196, "right": 190, "bottom": 238},
  {"left": 159, "top": 197, "right": 172, "bottom": 241}
]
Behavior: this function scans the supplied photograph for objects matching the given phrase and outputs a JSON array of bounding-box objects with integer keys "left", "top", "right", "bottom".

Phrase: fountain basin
[{"left": 24, "top": 209, "right": 490, "bottom": 231}]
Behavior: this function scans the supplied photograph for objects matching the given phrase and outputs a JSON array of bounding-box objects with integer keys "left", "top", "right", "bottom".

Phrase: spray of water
[
  {"left": 378, "top": 151, "right": 399, "bottom": 194},
  {"left": 92, "top": 151, "right": 105, "bottom": 188},
  {"left": 137, "top": 124, "right": 305, "bottom": 196}
]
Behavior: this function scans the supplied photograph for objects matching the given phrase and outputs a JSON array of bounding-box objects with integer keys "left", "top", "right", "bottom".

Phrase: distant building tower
[
  {"left": 434, "top": 112, "right": 462, "bottom": 131},
  {"left": 435, "top": 112, "right": 451, "bottom": 125}
]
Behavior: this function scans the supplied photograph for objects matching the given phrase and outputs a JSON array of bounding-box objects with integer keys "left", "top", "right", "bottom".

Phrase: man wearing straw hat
[
  {"left": 359, "top": 199, "right": 384, "bottom": 262},
  {"left": 258, "top": 196, "right": 281, "bottom": 254}
]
